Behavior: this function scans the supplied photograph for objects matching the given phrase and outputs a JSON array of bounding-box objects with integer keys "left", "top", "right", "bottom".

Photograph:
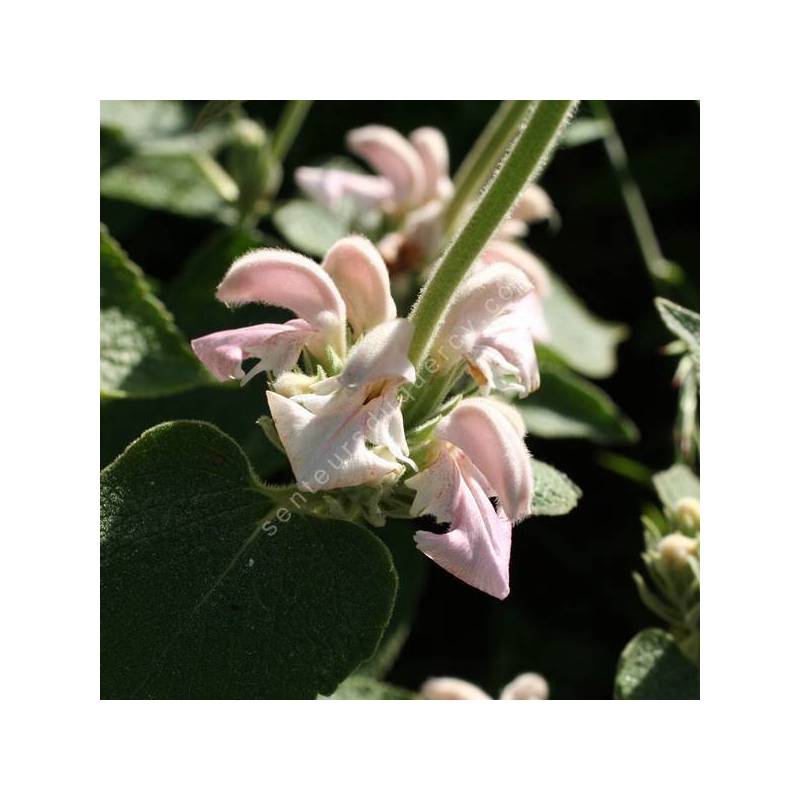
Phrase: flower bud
[
  {"left": 272, "top": 371, "right": 320, "bottom": 398},
  {"left": 674, "top": 496, "right": 700, "bottom": 534},
  {"left": 226, "top": 118, "right": 280, "bottom": 219},
  {"left": 657, "top": 533, "right": 699, "bottom": 567}
]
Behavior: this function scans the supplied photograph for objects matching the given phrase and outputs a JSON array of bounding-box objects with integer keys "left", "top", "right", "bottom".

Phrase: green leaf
[
  {"left": 615, "top": 628, "right": 699, "bottom": 699},
  {"left": 100, "top": 381, "right": 287, "bottom": 480},
  {"left": 519, "top": 361, "right": 639, "bottom": 443},
  {"left": 357, "top": 520, "right": 428, "bottom": 679},
  {"left": 101, "top": 421, "right": 397, "bottom": 699},
  {"left": 101, "top": 151, "right": 238, "bottom": 221},
  {"left": 101, "top": 100, "right": 190, "bottom": 143},
  {"left": 322, "top": 675, "right": 417, "bottom": 700},
  {"left": 531, "top": 459, "right": 582, "bottom": 516},
  {"left": 655, "top": 297, "right": 700, "bottom": 364},
  {"left": 542, "top": 273, "right": 627, "bottom": 378},
  {"left": 164, "top": 227, "right": 284, "bottom": 340},
  {"left": 194, "top": 100, "right": 242, "bottom": 131},
  {"left": 272, "top": 199, "right": 350, "bottom": 258},
  {"left": 100, "top": 226, "right": 211, "bottom": 398},
  {"left": 652, "top": 464, "right": 700, "bottom": 510}
]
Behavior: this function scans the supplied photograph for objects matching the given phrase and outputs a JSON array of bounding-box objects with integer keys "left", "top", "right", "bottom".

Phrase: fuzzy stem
[
  {"left": 271, "top": 100, "right": 313, "bottom": 164},
  {"left": 444, "top": 100, "right": 532, "bottom": 233},
  {"left": 406, "top": 101, "right": 578, "bottom": 383}
]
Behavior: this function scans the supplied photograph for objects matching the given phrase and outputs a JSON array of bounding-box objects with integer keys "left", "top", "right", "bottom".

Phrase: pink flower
[
  {"left": 191, "top": 236, "right": 396, "bottom": 383},
  {"left": 295, "top": 125, "right": 452, "bottom": 216},
  {"left": 407, "top": 398, "right": 533, "bottom": 599},
  {"left": 498, "top": 184, "right": 556, "bottom": 239},
  {"left": 430, "top": 262, "right": 542, "bottom": 397},
  {"left": 267, "top": 318, "right": 416, "bottom": 491}
]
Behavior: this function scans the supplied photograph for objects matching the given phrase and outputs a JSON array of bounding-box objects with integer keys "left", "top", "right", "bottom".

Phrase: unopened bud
[
  {"left": 227, "top": 118, "right": 279, "bottom": 218},
  {"left": 499, "top": 672, "right": 549, "bottom": 700},
  {"left": 674, "top": 497, "right": 700, "bottom": 533},
  {"left": 419, "top": 677, "right": 491, "bottom": 700},
  {"left": 658, "top": 533, "right": 699, "bottom": 566},
  {"left": 272, "top": 371, "right": 319, "bottom": 398}
]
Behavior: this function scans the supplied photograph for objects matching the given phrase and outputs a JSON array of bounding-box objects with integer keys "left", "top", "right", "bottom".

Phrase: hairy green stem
[
  {"left": 272, "top": 100, "right": 313, "bottom": 163},
  {"left": 589, "top": 100, "right": 672, "bottom": 285},
  {"left": 445, "top": 100, "right": 532, "bottom": 233},
  {"left": 406, "top": 101, "right": 578, "bottom": 387}
]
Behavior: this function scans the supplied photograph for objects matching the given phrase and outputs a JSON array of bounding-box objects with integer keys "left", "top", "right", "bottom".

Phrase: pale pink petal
[
  {"left": 499, "top": 673, "right": 549, "bottom": 700},
  {"left": 215, "top": 249, "right": 346, "bottom": 359},
  {"left": 482, "top": 397, "right": 527, "bottom": 437},
  {"left": 295, "top": 166, "right": 394, "bottom": 210},
  {"left": 267, "top": 388, "right": 404, "bottom": 491},
  {"left": 468, "top": 292, "right": 544, "bottom": 395},
  {"left": 498, "top": 218, "right": 530, "bottom": 239},
  {"left": 412, "top": 450, "right": 512, "bottom": 600},
  {"left": 322, "top": 236, "right": 396, "bottom": 337},
  {"left": 481, "top": 239, "right": 552, "bottom": 298},
  {"left": 434, "top": 263, "right": 542, "bottom": 395},
  {"left": 191, "top": 319, "right": 314, "bottom": 383},
  {"left": 347, "top": 125, "right": 426, "bottom": 208},
  {"left": 410, "top": 127, "right": 452, "bottom": 201},
  {"left": 402, "top": 199, "right": 445, "bottom": 260},
  {"left": 437, "top": 398, "right": 533, "bottom": 522},
  {"left": 339, "top": 318, "right": 415, "bottom": 389},
  {"left": 420, "top": 677, "right": 491, "bottom": 700},
  {"left": 512, "top": 184, "right": 554, "bottom": 224}
]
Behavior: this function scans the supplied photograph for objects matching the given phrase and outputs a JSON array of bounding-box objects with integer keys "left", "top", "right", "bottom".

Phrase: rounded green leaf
[
  {"left": 542, "top": 273, "right": 627, "bottom": 378},
  {"left": 519, "top": 361, "right": 639, "bottom": 443},
  {"left": 101, "top": 421, "right": 397, "bottom": 699},
  {"left": 272, "top": 199, "right": 351, "bottom": 258},
  {"left": 615, "top": 628, "right": 700, "bottom": 700},
  {"left": 652, "top": 464, "right": 700, "bottom": 509},
  {"left": 100, "top": 226, "right": 212, "bottom": 399},
  {"left": 531, "top": 459, "right": 582, "bottom": 516}
]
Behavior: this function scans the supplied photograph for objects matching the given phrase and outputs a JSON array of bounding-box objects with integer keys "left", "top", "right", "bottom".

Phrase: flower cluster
[
  {"left": 192, "top": 229, "right": 544, "bottom": 599},
  {"left": 296, "top": 124, "right": 555, "bottom": 340}
]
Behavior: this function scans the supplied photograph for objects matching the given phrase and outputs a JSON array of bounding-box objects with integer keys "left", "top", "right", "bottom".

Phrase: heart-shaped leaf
[
  {"left": 615, "top": 628, "right": 699, "bottom": 699},
  {"left": 531, "top": 459, "right": 582, "bottom": 516},
  {"left": 100, "top": 226, "right": 211, "bottom": 398},
  {"left": 519, "top": 360, "right": 639, "bottom": 443},
  {"left": 272, "top": 199, "right": 349, "bottom": 257},
  {"left": 101, "top": 421, "right": 397, "bottom": 699},
  {"left": 100, "top": 381, "right": 287, "bottom": 480},
  {"left": 542, "top": 273, "right": 627, "bottom": 378}
]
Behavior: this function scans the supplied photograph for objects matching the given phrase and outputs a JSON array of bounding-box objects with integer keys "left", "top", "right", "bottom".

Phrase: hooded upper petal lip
[
  {"left": 347, "top": 125, "right": 426, "bottom": 208},
  {"left": 432, "top": 262, "right": 541, "bottom": 397},
  {"left": 436, "top": 397, "right": 533, "bottom": 522},
  {"left": 409, "top": 126, "right": 452, "bottom": 202},
  {"left": 216, "top": 248, "right": 347, "bottom": 358},
  {"left": 322, "top": 236, "right": 396, "bottom": 337}
]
